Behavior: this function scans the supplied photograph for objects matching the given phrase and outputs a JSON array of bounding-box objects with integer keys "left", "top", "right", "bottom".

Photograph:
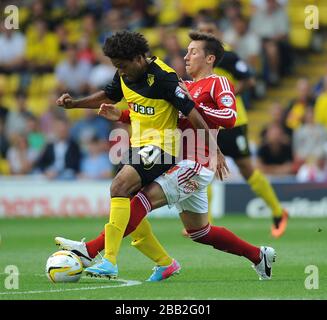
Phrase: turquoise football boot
[{"left": 85, "top": 257, "right": 118, "bottom": 279}]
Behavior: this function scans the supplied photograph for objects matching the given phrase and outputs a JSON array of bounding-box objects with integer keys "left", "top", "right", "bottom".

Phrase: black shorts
[
  {"left": 217, "top": 125, "right": 250, "bottom": 159},
  {"left": 117, "top": 146, "right": 176, "bottom": 187}
]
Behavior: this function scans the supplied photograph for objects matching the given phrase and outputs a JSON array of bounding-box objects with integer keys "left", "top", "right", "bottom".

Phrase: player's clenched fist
[
  {"left": 56, "top": 93, "right": 75, "bottom": 109},
  {"left": 98, "top": 103, "right": 122, "bottom": 121}
]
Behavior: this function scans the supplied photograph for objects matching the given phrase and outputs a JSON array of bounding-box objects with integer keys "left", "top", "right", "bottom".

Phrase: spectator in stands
[
  {"left": 55, "top": 23, "right": 70, "bottom": 58},
  {"left": 83, "top": 0, "right": 112, "bottom": 20},
  {"left": 55, "top": 0, "right": 87, "bottom": 27},
  {"left": 34, "top": 116, "right": 81, "bottom": 180},
  {"left": 284, "top": 77, "right": 315, "bottom": 133},
  {"left": 88, "top": 50, "right": 116, "bottom": 92},
  {"left": 39, "top": 93, "right": 67, "bottom": 139},
  {"left": 5, "top": 91, "right": 34, "bottom": 138},
  {"left": 223, "top": 15, "right": 261, "bottom": 73},
  {"left": 250, "top": 0, "right": 290, "bottom": 85},
  {"left": 293, "top": 108, "right": 327, "bottom": 173},
  {"left": 126, "top": 7, "right": 147, "bottom": 30},
  {"left": 7, "top": 133, "right": 38, "bottom": 175},
  {"left": 70, "top": 109, "right": 111, "bottom": 146},
  {"left": 313, "top": 64, "right": 327, "bottom": 98},
  {"left": 251, "top": 0, "right": 288, "bottom": 12},
  {"left": 0, "top": 118, "right": 9, "bottom": 158},
  {"left": 217, "top": 0, "right": 242, "bottom": 33},
  {"left": 296, "top": 153, "right": 327, "bottom": 183},
  {"left": 314, "top": 75, "right": 327, "bottom": 129},
  {"left": 0, "top": 23, "right": 26, "bottom": 75},
  {"left": 0, "top": 90, "right": 8, "bottom": 122},
  {"left": 162, "top": 31, "right": 187, "bottom": 69},
  {"left": 99, "top": 8, "right": 127, "bottom": 44},
  {"left": 78, "top": 135, "right": 113, "bottom": 180},
  {"left": 55, "top": 43, "right": 92, "bottom": 96},
  {"left": 77, "top": 34, "right": 97, "bottom": 65},
  {"left": 23, "top": 0, "right": 54, "bottom": 30},
  {"left": 81, "top": 14, "right": 98, "bottom": 45},
  {"left": 261, "top": 101, "right": 292, "bottom": 141},
  {"left": 26, "top": 114, "right": 45, "bottom": 157},
  {"left": 256, "top": 123, "right": 294, "bottom": 175},
  {"left": 25, "top": 19, "right": 60, "bottom": 75}
]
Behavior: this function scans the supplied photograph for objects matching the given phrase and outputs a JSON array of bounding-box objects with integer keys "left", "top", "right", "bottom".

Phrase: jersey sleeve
[
  {"left": 220, "top": 51, "right": 252, "bottom": 81},
  {"left": 118, "top": 109, "right": 131, "bottom": 124},
  {"left": 102, "top": 71, "right": 124, "bottom": 103},
  {"left": 195, "top": 77, "right": 237, "bottom": 129},
  {"left": 161, "top": 72, "right": 195, "bottom": 116}
]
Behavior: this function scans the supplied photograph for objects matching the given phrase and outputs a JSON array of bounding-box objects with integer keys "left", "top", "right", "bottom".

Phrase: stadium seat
[
  {"left": 41, "top": 74, "right": 57, "bottom": 95},
  {"left": 176, "top": 28, "right": 190, "bottom": 49},
  {"left": 0, "top": 75, "right": 19, "bottom": 95},
  {"left": 158, "top": 0, "right": 180, "bottom": 25},
  {"left": 27, "top": 96, "right": 48, "bottom": 117},
  {"left": 139, "top": 28, "right": 160, "bottom": 48},
  {"left": 18, "top": 6, "right": 30, "bottom": 26},
  {"left": 179, "top": 0, "right": 220, "bottom": 17},
  {"left": 317, "top": 3, "right": 327, "bottom": 26},
  {"left": 0, "top": 158, "right": 10, "bottom": 175},
  {"left": 288, "top": 0, "right": 316, "bottom": 4},
  {"left": 289, "top": 25, "right": 312, "bottom": 49},
  {"left": 287, "top": 5, "right": 306, "bottom": 24},
  {"left": 65, "top": 109, "right": 86, "bottom": 122},
  {"left": 2, "top": 95, "right": 16, "bottom": 110}
]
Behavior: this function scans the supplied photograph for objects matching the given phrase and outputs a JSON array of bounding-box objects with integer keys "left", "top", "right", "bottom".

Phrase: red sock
[
  {"left": 187, "top": 224, "right": 261, "bottom": 264},
  {"left": 124, "top": 192, "right": 152, "bottom": 236},
  {"left": 85, "top": 192, "right": 152, "bottom": 257},
  {"left": 85, "top": 231, "right": 105, "bottom": 258}
]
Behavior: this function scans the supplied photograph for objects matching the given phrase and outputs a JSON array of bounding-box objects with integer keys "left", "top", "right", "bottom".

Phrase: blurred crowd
[
  {"left": 254, "top": 72, "right": 327, "bottom": 183},
  {"left": 0, "top": 0, "right": 326, "bottom": 182}
]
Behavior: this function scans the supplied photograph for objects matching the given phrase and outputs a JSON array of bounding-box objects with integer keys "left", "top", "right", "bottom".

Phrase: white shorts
[{"left": 154, "top": 159, "right": 215, "bottom": 214}]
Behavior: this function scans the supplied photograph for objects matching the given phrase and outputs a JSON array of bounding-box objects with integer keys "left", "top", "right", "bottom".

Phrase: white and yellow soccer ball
[{"left": 46, "top": 250, "right": 83, "bottom": 283}]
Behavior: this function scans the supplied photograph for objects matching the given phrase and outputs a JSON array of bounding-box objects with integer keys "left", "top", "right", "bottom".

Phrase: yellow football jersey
[{"left": 104, "top": 57, "right": 194, "bottom": 157}]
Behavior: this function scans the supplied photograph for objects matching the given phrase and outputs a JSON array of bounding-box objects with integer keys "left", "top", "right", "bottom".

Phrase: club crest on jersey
[
  {"left": 183, "top": 180, "right": 199, "bottom": 194},
  {"left": 220, "top": 94, "right": 233, "bottom": 107},
  {"left": 193, "top": 87, "right": 202, "bottom": 98},
  {"left": 147, "top": 74, "right": 155, "bottom": 86},
  {"left": 175, "top": 86, "right": 185, "bottom": 99}
]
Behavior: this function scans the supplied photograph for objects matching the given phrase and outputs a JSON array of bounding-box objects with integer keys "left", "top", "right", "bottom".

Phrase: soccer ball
[{"left": 46, "top": 250, "right": 83, "bottom": 283}]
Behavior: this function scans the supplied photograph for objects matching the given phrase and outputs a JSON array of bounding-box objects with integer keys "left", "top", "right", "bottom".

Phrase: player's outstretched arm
[{"left": 56, "top": 90, "right": 115, "bottom": 109}]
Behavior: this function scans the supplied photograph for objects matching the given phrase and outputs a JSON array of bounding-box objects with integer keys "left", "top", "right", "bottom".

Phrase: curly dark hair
[
  {"left": 189, "top": 31, "right": 224, "bottom": 67},
  {"left": 102, "top": 30, "right": 150, "bottom": 61}
]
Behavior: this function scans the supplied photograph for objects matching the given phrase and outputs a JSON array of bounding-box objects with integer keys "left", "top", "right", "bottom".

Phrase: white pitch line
[{"left": 0, "top": 277, "right": 142, "bottom": 295}]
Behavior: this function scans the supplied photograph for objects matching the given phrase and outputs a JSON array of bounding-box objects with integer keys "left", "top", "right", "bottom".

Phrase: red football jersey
[
  {"left": 179, "top": 75, "right": 237, "bottom": 130},
  {"left": 178, "top": 75, "right": 237, "bottom": 166}
]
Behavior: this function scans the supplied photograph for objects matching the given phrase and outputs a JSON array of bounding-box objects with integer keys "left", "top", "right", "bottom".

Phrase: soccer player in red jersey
[
  {"left": 197, "top": 19, "right": 288, "bottom": 238},
  {"left": 56, "top": 32, "right": 276, "bottom": 281}
]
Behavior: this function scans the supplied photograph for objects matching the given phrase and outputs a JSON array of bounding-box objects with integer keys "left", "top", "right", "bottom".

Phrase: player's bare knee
[{"left": 110, "top": 178, "right": 130, "bottom": 197}]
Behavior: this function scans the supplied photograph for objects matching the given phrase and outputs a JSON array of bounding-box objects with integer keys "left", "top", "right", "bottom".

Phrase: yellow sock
[
  {"left": 104, "top": 197, "right": 130, "bottom": 264},
  {"left": 130, "top": 218, "right": 173, "bottom": 266},
  {"left": 207, "top": 184, "right": 214, "bottom": 224},
  {"left": 248, "top": 170, "right": 283, "bottom": 218}
]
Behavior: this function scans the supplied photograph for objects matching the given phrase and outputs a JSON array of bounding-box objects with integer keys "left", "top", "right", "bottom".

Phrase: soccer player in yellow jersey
[
  {"left": 197, "top": 19, "right": 288, "bottom": 238},
  {"left": 57, "top": 30, "right": 226, "bottom": 278}
]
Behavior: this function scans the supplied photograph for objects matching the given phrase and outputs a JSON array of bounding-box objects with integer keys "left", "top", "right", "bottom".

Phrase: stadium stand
[{"left": 0, "top": 0, "right": 326, "bottom": 181}]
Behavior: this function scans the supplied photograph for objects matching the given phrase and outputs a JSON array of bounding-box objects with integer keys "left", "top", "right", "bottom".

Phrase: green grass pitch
[{"left": 0, "top": 216, "right": 326, "bottom": 300}]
